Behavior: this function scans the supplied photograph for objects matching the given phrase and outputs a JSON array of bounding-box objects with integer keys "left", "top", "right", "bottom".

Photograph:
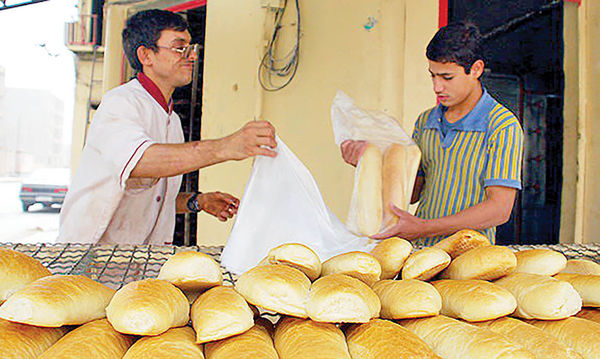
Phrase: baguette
[
  {"left": 355, "top": 144, "right": 383, "bottom": 236},
  {"left": 0, "top": 275, "right": 115, "bottom": 327},
  {"left": 259, "top": 243, "right": 321, "bottom": 281},
  {"left": 554, "top": 273, "right": 600, "bottom": 307},
  {"left": 514, "top": 249, "right": 567, "bottom": 276},
  {"left": 433, "top": 229, "right": 490, "bottom": 259},
  {"left": 0, "top": 318, "right": 68, "bottom": 359},
  {"left": 560, "top": 259, "right": 600, "bottom": 275},
  {"left": 157, "top": 251, "right": 222, "bottom": 291},
  {"left": 274, "top": 317, "right": 351, "bottom": 359},
  {"left": 204, "top": 318, "right": 278, "bottom": 359},
  {"left": 369, "top": 238, "right": 412, "bottom": 279},
  {"left": 123, "top": 326, "right": 204, "bottom": 359},
  {"left": 440, "top": 245, "right": 516, "bottom": 281},
  {"left": 372, "top": 279, "right": 441, "bottom": 319},
  {"left": 402, "top": 248, "right": 451, "bottom": 281},
  {"left": 321, "top": 251, "right": 381, "bottom": 286},
  {"left": 0, "top": 248, "right": 51, "bottom": 304},
  {"left": 576, "top": 308, "right": 600, "bottom": 324},
  {"left": 106, "top": 279, "right": 189, "bottom": 336},
  {"left": 526, "top": 317, "right": 600, "bottom": 359}
]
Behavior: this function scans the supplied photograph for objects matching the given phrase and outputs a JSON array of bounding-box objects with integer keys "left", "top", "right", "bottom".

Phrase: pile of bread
[{"left": 1, "top": 230, "right": 600, "bottom": 359}]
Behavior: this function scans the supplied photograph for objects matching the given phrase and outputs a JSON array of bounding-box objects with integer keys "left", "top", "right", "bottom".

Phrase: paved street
[{"left": 0, "top": 179, "right": 59, "bottom": 244}]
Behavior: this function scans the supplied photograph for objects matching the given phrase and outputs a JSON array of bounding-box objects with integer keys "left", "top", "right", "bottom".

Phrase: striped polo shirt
[{"left": 412, "top": 87, "right": 523, "bottom": 246}]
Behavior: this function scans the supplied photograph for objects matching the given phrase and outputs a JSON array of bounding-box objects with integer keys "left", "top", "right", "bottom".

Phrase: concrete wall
[{"left": 197, "top": 0, "right": 437, "bottom": 245}]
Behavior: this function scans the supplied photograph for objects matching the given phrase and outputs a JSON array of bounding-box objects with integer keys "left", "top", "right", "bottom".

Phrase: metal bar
[
  {"left": 121, "top": 245, "right": 138, "bottom": 285},
  {"left": 482, "top": 1, "right": 562, "bottom": 41},
  {"left": 67, "top": 244, "right": 95, "bottom": 275},
  {"left": 0, "top": 0, "right": 49, "bottom": 11},
  {"left": 45, "top": 243, "right": 70, "bottom": 267},
  {"left": 97, "top": 245, "right": 118, "bottom": 278}
]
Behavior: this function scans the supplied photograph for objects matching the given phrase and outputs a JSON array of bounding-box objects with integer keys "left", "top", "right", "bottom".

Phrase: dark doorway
[
  {"left": 171, "top": 6, "right": 207, "bottom": 246},
  {"left": 448, "top": 0, "right": 564, "bottom": 244}
]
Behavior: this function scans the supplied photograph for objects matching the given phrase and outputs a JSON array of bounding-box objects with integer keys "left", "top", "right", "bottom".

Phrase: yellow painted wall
[
  {"left": 198, "top": 0, "right": 437, "bottom": 246},
  {"left": 561, "top": 3, "right": 578, "bottom": 243},
  {"left": 581, "top": 0, "right": 600, "bottom": 243}
]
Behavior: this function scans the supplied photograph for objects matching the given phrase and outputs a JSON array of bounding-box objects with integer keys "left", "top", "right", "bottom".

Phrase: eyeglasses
[{"left": 155, "top": 43, "right": 200, "bottom": 58}]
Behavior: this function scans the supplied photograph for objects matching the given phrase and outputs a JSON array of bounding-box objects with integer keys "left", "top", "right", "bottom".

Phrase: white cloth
[{"left": 58, "top": 79, "right": 184, "bottom": 245}]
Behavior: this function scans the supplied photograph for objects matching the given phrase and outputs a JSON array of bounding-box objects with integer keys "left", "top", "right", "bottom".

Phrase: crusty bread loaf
[
  {"left": 369, "top": 238, "right": 412, "bottom": 279},
  {"left": 273, "top": 316, "right": 351, "bottom": 359},
  {"left": 0, "top": 249, "right": 51, "bottom": 304},
  {"left": 400, "top": 315, "right": 536, "bottom": 359},
  {"left": 372, "top": 279, "right": 441, "bottom": 319},
  {"left": 307, "top": 274, "right": 380, "bottom": 323},
  {"left": 514, "top": 249, "right": 567, "bottom": 276},
  {"left": 576, "top": 308, "right": 600, "bottom": 324},
  {"left": 554, "top": 273, "right": 600, "bottom": 307},
  {"left": 473, "top": 317, "right": 583, "bottom": 359},
  {"left": 204, "top": 318, "right": 278, "bottom": 359},
  {"left": 432, "top": 279, "right": 516, "bottom": 322},
  {"left": 259, "top": 243, "right": 321, "bottom": 281},
  {"left": 157, "top": 251, "right": 222, "bottom": 291},
  {"left": 440, "top": 245, "right": 516, "bottom": 281},
  {"left": 0, "top": 275, "right": 115, "bottom": 327},
  {"left": 191, "top": 286, "right": 254, "bottom": 343},
  {"left": 235, "top": 264, "right": 310, "bottom": 318},
  {"left": 494, "top": 272, "right": 582, "bottom": 319},
  {"left": 38, "top": 319, "right": 134, "bottom": 359},
  {"left": 402, "top": 248, "right": 451, "bottom": 281},
  {"left": 433, "top": 229, "right": 490, "bottom": 259},
  {"left": 561, "top": 259, "right": 600, "bottom": 275},
  {"left": 123, "top": 326, "right": 204, "bottom": 359},
  {"left": 526, "top": 317, "right": 600, "bottom": 359},
  {"left": 0, "top": 318, "right": 68, "bottom": 359},
  {"left": 321, "top": 251, "right": 381, "bottom": 285},
  {"left": 106, "top": 279, "right": 189, "bottom": 336},
  {"left": 381, "top": 144, "right": 421, "bottom": 231},
  {"left": 345, "top": 319, "right": 439, "bottom": 359},
  {"left": 355, "top": 144, "right": 383, "bottom": 236}
]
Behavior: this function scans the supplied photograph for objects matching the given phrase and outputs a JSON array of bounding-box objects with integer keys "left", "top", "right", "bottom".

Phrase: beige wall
[
  {"left": 580, "top": 0, "right": 600, "bottom": 243},
  {"left": 198, "top": 0, "right": 437, "bottom": 245}
]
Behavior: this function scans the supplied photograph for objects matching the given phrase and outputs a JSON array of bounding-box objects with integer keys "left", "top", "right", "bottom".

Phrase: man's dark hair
[
  {"left": 426, "top": 22, "right": 483, "bottom": 74},
  {"left": 122, "top": 9, "right": 189, "bottom": 73}
]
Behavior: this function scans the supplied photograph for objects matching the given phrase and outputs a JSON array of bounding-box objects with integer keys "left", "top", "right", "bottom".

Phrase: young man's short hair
[
  {"left": 122, "top": 9, "right": 189, "bottom": 73},
  {"left": 426, "top": 22, "right": 483, "bottom": 75}
]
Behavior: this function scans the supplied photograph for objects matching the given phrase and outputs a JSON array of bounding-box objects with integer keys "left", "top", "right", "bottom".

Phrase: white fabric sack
[
  {"left": 330, "top": 91, "right": 421, "bottom": 235},
  {"left": 221, "top": 136, "right": 374, "bottom": 275}
]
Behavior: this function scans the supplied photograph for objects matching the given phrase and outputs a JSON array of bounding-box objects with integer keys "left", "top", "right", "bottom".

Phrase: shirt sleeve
[
  {"left": 85, "top": 91, "right": 156, "bottom": 190},
  {"left": 484, "top": 121, "right": 524, "bottom": 189}
]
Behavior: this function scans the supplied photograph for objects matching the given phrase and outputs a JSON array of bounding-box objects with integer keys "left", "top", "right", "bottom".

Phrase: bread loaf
[
  {"left": 402, "top": 248, "right": 451, "bottom": 281},
  {"left": 123, "top": 326, "right": 204, "bottom": 359},
  {"left": 526, "top": 317, "right": 600, "bottom": 359},
  {"left": 440, "top": 245, "right": 516, "bottom": 281},
  {"left": 0, "top": 275, "right": 115, "bottom": 327},
  {"left": 554, "top": 273, "right": 600, "bottom": 307},
  {"left": 433, "top": 229, "right": 490, "bottom": 259},
  {"left": 0, "top": 318, "right": 68, "bottom": 359},
  {"left": 355, "top": 144, "right": 383, "bottom": 236},
  {"left": 321, "top": 251, "right": 381, "bottom": 285},
  {"left": 369, "top": 238, "right": 412, "bottom": 279},
  {"left": 204, "top": 318, "right": 278, "bottom": 359},
  {"left": 494, "top": 272, "right": 582, "bottom": 319},
  {"left": 106, "top": 279, "right": 189, "bottom": 336},
  {"left": 345, "top": 319, "right": 439, "bottom": 359},
  {"left": 191, "top": 286, "right": 254, "bottom": 343},
  {"left": 307, "top": 274, "right": 380, "bottom": 323},
  {"left": 514, "top": 249, "right": 567, "bottom": 276},
  {"left": 235, "top": 264, "right": 310, "bottom": 318},
  {"left": 381, "top": 144, "right": 421, "bottom": 231},
  {"left": 432, "top": 279, "right": 516, "bottom": 322},
  {"left": 473, "top": 317, "right": 583, "bottom": 359},
  {"left": 157, "top": 251, "right": 222, "bottom": 291},
  {"left": 576, "top": 308, "right": 600, "bottom": 324},
  {"left": 561, "top": 259, "right": 600, "bottom": 275},
  {"left": 372, "top": 279, "right": 441, "bottom": 319},
  {"left": 400, "top": 315, "right": 536, "bottom": 359},
  {"left": 0, "top": 249, "right": 51, "bottom": 304},
  {"left": 38, "top": 319, "right": 134, "bottom": 359},
  {"left": 273, "top": 317, "right": 351, "bottom": 359},
  {"left": 259, "top": 243, "right": 321, "bottom": 281}
]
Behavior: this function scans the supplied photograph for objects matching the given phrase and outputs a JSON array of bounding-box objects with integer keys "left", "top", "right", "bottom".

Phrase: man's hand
[
  {"left": 198, "top": 192, "right": 240, "bottom": 222},
  {"left": 370, "top": 203, "right": 428, "bottom": 240},
  {"left": 340, "top": 140, "right": 369, "bottom": 167},
  {"left": 220, "top": 121, "right": 277, "bottom": 160}
]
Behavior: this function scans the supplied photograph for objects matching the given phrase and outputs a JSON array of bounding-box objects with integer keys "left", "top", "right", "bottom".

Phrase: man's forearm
[{"left": 131, "top": 139, "right": 226, "bottom": 178}]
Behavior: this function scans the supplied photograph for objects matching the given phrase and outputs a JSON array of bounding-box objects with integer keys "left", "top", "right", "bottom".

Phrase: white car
[{"left": 19, "top": 168, "right": 71, "bottom": 212}]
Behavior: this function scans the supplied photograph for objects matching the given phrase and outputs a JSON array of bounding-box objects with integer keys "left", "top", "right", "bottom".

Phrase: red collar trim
[{"left": 137, "top": 72, "right": 173, "bottom": 115}]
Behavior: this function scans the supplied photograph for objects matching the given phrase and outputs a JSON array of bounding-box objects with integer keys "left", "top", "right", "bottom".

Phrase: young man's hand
[
  {"left": 370, "top": 203, "right": 428, "bottom": 240},
  {"left": 198, "top": 192, "right": 240, "bottom": 222},
  {"left": 220, "top": 121, "right": 277, "bottom": 160},
  {"left": 340, "top": 140, "right": 368, "bottom": 167}
]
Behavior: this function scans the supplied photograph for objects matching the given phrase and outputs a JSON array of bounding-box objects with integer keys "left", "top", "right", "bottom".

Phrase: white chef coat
[{"left": 58, "top": 77, "right": 184, "bottom": 245}]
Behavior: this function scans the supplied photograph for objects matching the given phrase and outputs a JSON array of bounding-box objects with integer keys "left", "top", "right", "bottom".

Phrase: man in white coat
[{"left": 58, "top": 9, "right": 277, "bottom": 245}]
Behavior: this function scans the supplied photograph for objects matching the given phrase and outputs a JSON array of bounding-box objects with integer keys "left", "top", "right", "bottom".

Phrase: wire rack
[{"left": 1, "top": 242, "right": 599, "bottom": 290}]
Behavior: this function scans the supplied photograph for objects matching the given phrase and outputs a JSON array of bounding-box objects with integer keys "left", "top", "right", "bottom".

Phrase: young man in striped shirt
[{"left": 341, "top": 22, "right": 523, "bottom": 245}]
